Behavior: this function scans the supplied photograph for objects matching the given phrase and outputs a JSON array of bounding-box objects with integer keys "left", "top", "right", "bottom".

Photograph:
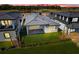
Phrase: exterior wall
[
  {"left": 0, "top": 31, "right": 17, "bottom": 41},
  {"left": 28, "top": 25, "right": 43, "bottom": 30},
  {"left": 70, "top": 29, "right": 75, "bottom": 32},
  {"left": 26, "top": 25, "right": 58, "bottom": 34},
  {"left": 26, "top": 25, "right": 44, "bottom": 34},
  {"left": 64, "top": 26, "right": 68, "bottom": 34},
  {"left": 67, "top": 28, "right": 75, "bottom": 36},
  {"left": 44, "top": 26, "right": 58, "bottom": 33},
  {"left": 17, "top": 19, "right": 22, "bottom": 32}
]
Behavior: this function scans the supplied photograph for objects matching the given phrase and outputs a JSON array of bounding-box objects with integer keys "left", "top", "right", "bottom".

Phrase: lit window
[
  {"left": 8, "top": 20, "right": 12, "bottom": 25},
  {"left": 5, "top": 20, "right": 8, "bottom": 25},
  {"left": 1, "top": 20, "right": 12, "bottom": 26},
  {"left": 55, "top": 15, "right": 57, "bottom": 17},
  {"left": 4, "top": 33, "right": 11, "bottom": 39},
  {"left": 66, "top": 18, "right": 68, "bottom": 22},
  {"left": 72, "top": 18, "right": 78, "bottom": 22},
  {"left": 59, "top": 16, "right": 61, "bottom": 19},
  {"left": 1, "top": 21, "right": 5, "bottom": 26}
]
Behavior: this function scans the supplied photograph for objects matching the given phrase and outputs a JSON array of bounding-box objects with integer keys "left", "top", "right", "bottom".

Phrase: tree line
[
  {"left": 0, "top": 4, "right": 79, "bottom": 11},
  {"left": 0, "top": 4, "right": 61, "bottom": 10}
]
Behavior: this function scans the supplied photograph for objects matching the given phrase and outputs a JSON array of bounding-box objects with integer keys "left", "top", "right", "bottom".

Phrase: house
[
  {"left": 0, "top": 12, "right": 22, "bottom": 46},
  {"left": 26, "top": 13, "right": 60, "bottom": 35},
  {"left": 51, "top": 12, "right": 79, "bottom": 36}
]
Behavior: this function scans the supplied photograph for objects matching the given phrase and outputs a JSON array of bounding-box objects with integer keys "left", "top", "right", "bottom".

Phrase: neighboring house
[
  {"left": 39, "top": 12, "right": 50, "bottom": 16},
  {"left": 26, "top": 13, "right": 60, "bottom": 35},
  {"left": 0, "top": 12, "right": 22, "bottom": 46},
  {"left": 51, "top": 12, "right": 79, "bottom": 35}
]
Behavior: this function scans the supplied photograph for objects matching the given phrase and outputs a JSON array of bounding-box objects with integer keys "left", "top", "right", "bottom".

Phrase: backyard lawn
[
  {"left": 0, "top": 32, "right": 79, "bottom": 54},
  {"left": 0, "top": 41, "right": 12, "bottom": 48},
  {"left": 22, "top": 32, "right": 61, "bottom": 47},
  {"left": 0, "top": 40, "right": 78, "bottom": 54}
]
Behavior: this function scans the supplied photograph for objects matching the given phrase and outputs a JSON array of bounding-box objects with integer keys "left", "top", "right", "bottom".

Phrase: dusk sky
[{"left": 0, "top": 0, "right": 78, "bottom": 7}]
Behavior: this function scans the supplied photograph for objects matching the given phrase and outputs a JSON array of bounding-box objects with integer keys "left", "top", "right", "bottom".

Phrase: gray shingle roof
[
  {"left": 7, "top": 12, "right": 22, "bottom": 19},
  {"left": 67, "top": 23, "right": 79, "bottom": 28},
  {"left": 0, "top": 12, "right": 21, "bottom": 20},
  {"left": 38, "top": 15, "right": 60, "bottom": 25},
  {"left": 26, "top": 13, "right": 38, "bottom": 24},
  {"left": 26, "top": 13, "right": 60, "bottom": 26},
  {"left": 54, "top": 12, "right": 79, "bottom": 17}
]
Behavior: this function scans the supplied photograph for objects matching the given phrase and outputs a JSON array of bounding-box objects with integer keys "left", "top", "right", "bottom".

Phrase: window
[
  {"left": 0, "top": 20, "right": 16, "bottom": 30},
  {"left": 55, "top": 14, "right": 57, "bottom": 17},
  {"left": 1, "top": 20, "right": 12, "bottom": 26},
  {"left": 66, "top": 18, "right": 68, "bottom": 22},
  {"left": 72, "top": 18, "right": 78, "bottom": 22},
  {"left": 62, "top": 16, "right": 64, "bottom": 20},
  {"left": 4, "top": 32, "right": 11, "bottom": 39},
  {"left": 59, "top": 16, "right": 61, "bottom": 19},
  {"left": 1, "top": 21, "right": 5, "bottom": 26}
]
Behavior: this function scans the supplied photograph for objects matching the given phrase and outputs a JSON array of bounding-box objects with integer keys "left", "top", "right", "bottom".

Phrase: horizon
[{"left": 0, "top": 4, "right": 79, "bottom": 8}]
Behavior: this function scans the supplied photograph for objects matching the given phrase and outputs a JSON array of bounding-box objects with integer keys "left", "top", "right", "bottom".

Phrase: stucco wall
[
  {"left": 44, "top": 26, "right": 58, "bottom": 33},
  {"left": 0, "top": 31, "right": 17, "bottom": 41}
]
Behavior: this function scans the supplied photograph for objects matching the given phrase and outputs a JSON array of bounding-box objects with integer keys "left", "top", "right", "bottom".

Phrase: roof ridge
[
  {"left": 38, "top": 15, "right": 52, "bottom": 24},
  {"left": 26, "top": 14, "right": 38, "bottom": 25},
  {"left": 38, "top": 15, "right": 49, "bottom": 24},
  {"left": 0, "top": 12, "right": 15, "bottom": 19},
  {"left": 6, "top": 12, "right": 20, "bottom": 19}
]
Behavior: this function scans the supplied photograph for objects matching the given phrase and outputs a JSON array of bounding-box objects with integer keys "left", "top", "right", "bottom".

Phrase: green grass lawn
[
  {"left": 0, "top": 41, "right": 12, "bottom": 48},
  {"left": 22, "top": 32, "right": 60, "bottom": 47},
  {"left": 0, "top": 32, "right": 79, "bottom": 54},
  {"left": 0, "top": 40, "right": 78, "bottom": 54}
]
